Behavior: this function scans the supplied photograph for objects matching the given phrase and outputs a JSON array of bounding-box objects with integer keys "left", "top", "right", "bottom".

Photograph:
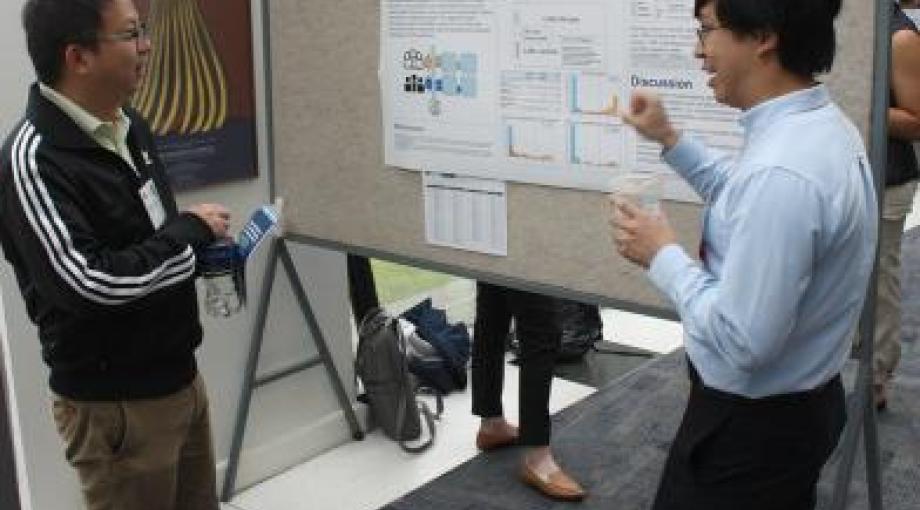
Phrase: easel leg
[
  {"left": 221, "top": 238, "right": 280, "bottom": 502},
  {"left": 279, "top": 242, "right": 364, "bottom": 440},
  {"left": 219, "top": 239, "right": 364, "bottom": 502},
  {"left": 830, "top": 318, "right": 885, "bottom": 510},
  {"left": 864, "top": 390, "right": 883, "bottom": 509}
]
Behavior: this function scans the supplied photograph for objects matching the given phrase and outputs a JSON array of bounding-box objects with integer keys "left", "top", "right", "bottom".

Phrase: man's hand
[
  {"left": 188, "top": 203, "right": 231, "bottom": 239},
  {"left": 609, "top": 196, "right": 676, "bottom": 269},
  {"left": 620, "top": 90, "right": 680, "bottom": 149}
]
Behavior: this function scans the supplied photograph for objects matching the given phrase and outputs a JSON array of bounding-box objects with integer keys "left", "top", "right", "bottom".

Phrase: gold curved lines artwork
[
  {"left": 186, "top": 0, "right": 227, "bottom": 131},
  {"left": 183, "top": 0, "right": 203, "bottom": 132},
  {"left": 133, "top": 0, "right": 163, "bottom": 115},
  {"left": 135, "top": 0, "right": 175, "bottom": 130},
  {"left": 132, "top": 0, "right": 229, "bottom": 136},
  {"left": 162, "top": 3, "right": 183, "bottom": 134}
]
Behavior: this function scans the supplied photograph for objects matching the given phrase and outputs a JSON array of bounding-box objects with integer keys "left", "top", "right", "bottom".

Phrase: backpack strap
[
  {"left": 400, "top": 400, "right": 437, "bottom": 453},
  {"left": 357, "top": 307, "right": 385, "bottom": 338},
  {"left": 392, "top": 318, "right": 440, "bottom": 453},
  {"left": 417, "top": 386, "right": 445, "bottom": 418}
]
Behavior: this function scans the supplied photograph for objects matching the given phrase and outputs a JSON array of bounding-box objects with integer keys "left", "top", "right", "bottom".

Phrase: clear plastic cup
[{"left": 614, "top": 173, "right": 663, "bottom": 214}]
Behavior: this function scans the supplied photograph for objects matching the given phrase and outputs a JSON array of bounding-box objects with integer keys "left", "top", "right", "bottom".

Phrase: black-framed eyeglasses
[
  {"left": 695, "top": 26, "right": 722, "bottom": 44},
  {"left": 97, "top": 23, "right": 149, "bottom": 46}
]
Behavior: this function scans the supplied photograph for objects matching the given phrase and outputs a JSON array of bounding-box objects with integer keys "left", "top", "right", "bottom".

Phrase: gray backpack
[{"left": 356, "top": 308, "right": 441, "bottom": 452}]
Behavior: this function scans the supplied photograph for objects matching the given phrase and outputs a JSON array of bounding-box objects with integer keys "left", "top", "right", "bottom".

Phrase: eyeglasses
[
  {"left": 695, "top": 26, "right": 723, "bottom": 45},
  {"left": 97, "top": 23, "right": 149, "bottom": 46}
]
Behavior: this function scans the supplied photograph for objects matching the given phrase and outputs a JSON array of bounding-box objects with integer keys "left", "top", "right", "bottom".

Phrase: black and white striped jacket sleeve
[{"left": 0, "top": 122, "right": 214, "bottom": 316}]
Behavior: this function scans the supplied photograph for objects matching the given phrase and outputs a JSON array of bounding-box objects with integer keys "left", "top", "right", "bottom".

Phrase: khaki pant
[
  {"left": 873, "top": 181, "right": 917, "bottom": 385},
  {"left": 52, "top": 374, "right": 218, "bottom": 510}
]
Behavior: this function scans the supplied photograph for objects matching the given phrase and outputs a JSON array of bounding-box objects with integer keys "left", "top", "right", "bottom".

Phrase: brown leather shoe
[
  {"left": 475, "top": 426, "right": 519, "bottom": 451},
  {"left": 520, "top": 464, "right": 586, "bottom": 501}
]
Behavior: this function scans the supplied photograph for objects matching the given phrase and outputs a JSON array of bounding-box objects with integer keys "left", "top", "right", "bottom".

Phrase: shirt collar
[
  {"left": 738, "top": 84, "right": 831, "bottom": 137},
  {"left": 38, "top": 83, "right": 131, "bottom": 144}
]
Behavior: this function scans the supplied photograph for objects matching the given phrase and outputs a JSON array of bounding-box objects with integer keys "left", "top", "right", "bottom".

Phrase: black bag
[
  {"left": 356, "top": 308, "right": 441, "bottom": 453},
  {"left": 507, "top": 298, "right": 602, "bottom": 363},
  {"left": 556, "top": 299, "right": 603, "bottom": 363}
]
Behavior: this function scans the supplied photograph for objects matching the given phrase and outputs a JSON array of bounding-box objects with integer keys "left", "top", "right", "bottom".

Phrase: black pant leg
[
  {"left": 347, "top": 255, "right": 379, "bottom": 323},
  {"left": 651, "top": 382, "right": 732, "bottom": 510},
  {"left": 512, "top": 289, "right": 560, "bottom": 446},
  {"left": 471, "top": 283, "right": 514, "bottom": 418},
  {"left": 653, "top": 376, "right": 846, "bottom": 510}
]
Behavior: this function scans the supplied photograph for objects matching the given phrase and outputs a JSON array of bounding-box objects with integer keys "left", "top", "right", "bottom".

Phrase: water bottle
[{"left": 198, "top": 238, "right": 243, "bottom": 317}]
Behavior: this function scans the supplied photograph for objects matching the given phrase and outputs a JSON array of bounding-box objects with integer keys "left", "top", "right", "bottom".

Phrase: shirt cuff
[
  {"left": 648, "top": 243, "right": 695, "bottom": 298},
  {"left": 662, "top": 135, "right": 706, "bottom": 175}
]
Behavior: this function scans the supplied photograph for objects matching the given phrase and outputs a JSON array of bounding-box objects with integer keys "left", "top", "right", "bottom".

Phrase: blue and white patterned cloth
[{"left": 237, "top": 205, "right": 280, "bottom": 261}]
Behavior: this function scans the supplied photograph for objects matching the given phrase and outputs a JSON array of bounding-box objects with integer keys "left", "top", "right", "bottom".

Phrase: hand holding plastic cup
[{"left": 613, "top": 173, "right": 663, "bottom": 215}]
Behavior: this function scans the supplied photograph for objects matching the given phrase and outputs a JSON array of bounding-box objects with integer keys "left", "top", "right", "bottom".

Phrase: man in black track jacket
[{"left": 0, "top": 1, "right": 230, "bottom": 508}]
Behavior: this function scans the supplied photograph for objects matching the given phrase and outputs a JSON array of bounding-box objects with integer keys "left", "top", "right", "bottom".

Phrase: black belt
[{"left": 686, "top": 357, "right": 842, "bottom": 406}]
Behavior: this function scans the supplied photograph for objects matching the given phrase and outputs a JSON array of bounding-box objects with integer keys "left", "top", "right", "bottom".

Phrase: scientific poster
[{"left": 381, "top": 0, "right": 744, "bottom": 199}]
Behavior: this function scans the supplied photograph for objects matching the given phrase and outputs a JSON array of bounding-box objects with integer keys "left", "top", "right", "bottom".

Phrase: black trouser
[
  {"left": 652, "top": 362, "right": 846, "bottom": 510},
  {"left": 347, "top": 254, "right": 379, "bottom": 323},
  {"left": 471, "top": 282, "right": 560, "bottom": 446}
]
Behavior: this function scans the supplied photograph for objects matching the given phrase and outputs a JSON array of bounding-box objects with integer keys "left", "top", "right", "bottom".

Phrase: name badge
[{"left": 139, "top": 179, "right": 166, "bottom": 230}]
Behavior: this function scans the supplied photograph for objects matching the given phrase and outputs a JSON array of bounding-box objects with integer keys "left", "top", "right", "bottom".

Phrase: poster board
[{"left": 270, "top": 0, "right": 876, "bottom": 315}]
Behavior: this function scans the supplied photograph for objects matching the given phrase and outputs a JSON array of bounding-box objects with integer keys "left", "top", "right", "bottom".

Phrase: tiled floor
[
  {"left": 229, "top": 304, "right": 683, "bottom": 510},
  {"left": 230, "top": 363, "right": 595, "bottom": 510}
]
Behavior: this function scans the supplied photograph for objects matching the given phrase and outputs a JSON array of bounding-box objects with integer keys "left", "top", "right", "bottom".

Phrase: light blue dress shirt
[{"left": 648, "top": 85, "right": 878, "bottom": 398}]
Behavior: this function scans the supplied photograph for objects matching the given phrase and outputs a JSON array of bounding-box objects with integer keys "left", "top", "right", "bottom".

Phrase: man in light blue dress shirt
[{"left": 612, "top": 0, "right": 878, "bottom": 508}]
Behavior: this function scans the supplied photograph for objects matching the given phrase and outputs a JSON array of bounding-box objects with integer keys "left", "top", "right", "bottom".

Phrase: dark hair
[
  {"left": 694, "top": 0, "right": 843, "bottom": 78},
  {"left": 22, "top": 0, "right": 111, "bottom": 85}
]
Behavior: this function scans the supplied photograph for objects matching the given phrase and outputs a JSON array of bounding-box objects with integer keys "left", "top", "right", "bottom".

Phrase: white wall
[
  {"left": 0, "top": 1, "right": 359, "bottom": 509},
  {"left": 0, "top": 2, "right": 50, "bottom": 507}
]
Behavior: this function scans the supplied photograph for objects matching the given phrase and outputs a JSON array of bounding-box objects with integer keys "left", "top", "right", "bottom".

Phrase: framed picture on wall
[{"left": 133, "top": 0, "right": 258, "bottom": 190}]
